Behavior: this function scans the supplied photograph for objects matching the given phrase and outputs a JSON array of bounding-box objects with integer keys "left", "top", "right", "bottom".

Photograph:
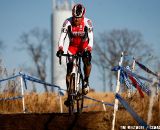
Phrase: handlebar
[{"left": 58, "top": 53, "right": 83, "bottom": 65}]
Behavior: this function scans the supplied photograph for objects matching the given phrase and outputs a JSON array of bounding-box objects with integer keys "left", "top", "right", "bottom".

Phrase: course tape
[
  {"left": 0, "top": 74, "right": 21, "bottom": 83},
  {"left": 0, "top": 96, "right": 22, "bottom": 101},
  {"left": 112, "top": 66, "right": 160, "bottom": 87},
  {"left": 83, "top": 95, "right": 114, "bottom": 107},
  {"left": 83, "top": 104, "right": 105, "bottom": 109},
  {"left": 116, "top": 93, "right": 150, "bottom": 130},
  {"left": 123, "top": 55, "right": 158, "bottom": 77},
  {"left": 122, "top": 67, "right": 153, "bottom": 83},
  {"left": 0, "top": 72, "right": 67, "bottom": 101},
  {"left": 19, "top": 72, "right": 66, "bottom": 91}
]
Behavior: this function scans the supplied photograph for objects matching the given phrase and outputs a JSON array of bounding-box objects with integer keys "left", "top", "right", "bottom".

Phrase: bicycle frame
[
  {"left": 59, "top": 53, "right": 84, "bottom": 115},
  {"left": 71, "top": 55, "right": 83, "bottom": 93}
]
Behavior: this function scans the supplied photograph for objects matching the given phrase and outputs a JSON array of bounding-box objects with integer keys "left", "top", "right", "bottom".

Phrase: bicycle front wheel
[
  {"left": 77, "top": 75, "right": 84, "bottom": 114},
  {"left": 68, "top": 74, "right": 75, "bottom": 115}
]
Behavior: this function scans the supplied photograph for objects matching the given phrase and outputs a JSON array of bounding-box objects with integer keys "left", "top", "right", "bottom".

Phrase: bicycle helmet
[{"left": 72, "top": 4, "right": 85, "bottom": 18}]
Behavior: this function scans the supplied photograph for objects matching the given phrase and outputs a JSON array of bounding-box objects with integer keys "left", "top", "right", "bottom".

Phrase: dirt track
[
  {"left": 0, "top": 92, "right": 159, "bottom": 130},
  {"left": 0, "top": 111, "right": 115, "bottom": 130},
  {"left": 0, "top": 110, "right": 160, "bottom": 130}
]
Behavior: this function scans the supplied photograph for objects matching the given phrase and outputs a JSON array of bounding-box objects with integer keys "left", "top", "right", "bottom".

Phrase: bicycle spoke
[
  {"left": 77, "top": 77, "right": 84, "bottom": 114},
  {"left": 68, "top": 74, "right": 75, "bottom": 115}
]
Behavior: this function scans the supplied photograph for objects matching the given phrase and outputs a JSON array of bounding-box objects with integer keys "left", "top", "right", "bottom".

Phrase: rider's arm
[
  {"left": 85, "top": 18, "right": 93, "bottom": 51},
  {"left": 58, "top": 18, "right": 71, "bottom": 50}
]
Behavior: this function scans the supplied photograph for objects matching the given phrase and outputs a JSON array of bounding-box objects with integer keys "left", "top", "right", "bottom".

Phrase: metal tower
[{"left": 51, "top": 0, "right": 72, "bottom": 91}]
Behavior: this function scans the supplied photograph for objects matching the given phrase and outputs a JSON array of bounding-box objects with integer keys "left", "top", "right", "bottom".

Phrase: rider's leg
[
  {"left": 64, "top": 58, "right": 73, "bottom": 107},
  {"left": 83, "top": 58, "right": 92, "bottom": 82},
  {"left": 82, "top": 56, "right": 92, "bottom": 94},
  {"left": 66, "top": 48, "right": 76, "bottom": 89},
  {"left": 66, "top": 62, "right": 73, "bottom": 90}
]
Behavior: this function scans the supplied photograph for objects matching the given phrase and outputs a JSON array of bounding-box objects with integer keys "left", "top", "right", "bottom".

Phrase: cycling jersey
[{"left": 58, "top": 17, "right": 93, "bottom": 55}]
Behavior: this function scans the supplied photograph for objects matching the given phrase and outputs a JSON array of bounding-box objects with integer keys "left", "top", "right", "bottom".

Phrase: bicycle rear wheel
[{"left": 68, "top": 74, "right": 75, "bottom": 115}]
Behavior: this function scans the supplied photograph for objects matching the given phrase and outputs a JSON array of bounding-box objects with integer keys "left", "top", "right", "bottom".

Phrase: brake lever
[{"left": 59, "top": 56, "right": 62, "bottom": 65}]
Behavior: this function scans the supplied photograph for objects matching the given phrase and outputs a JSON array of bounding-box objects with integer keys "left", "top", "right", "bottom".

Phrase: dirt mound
[
  {"left": 0, "top": 109, "right": 159, "bottom": 130},
  {"left": 0, "top": 111, "right": 114, "bottom": 130},
  {"left": 0, "top": 92, "right": 159, "bottom": 130}
]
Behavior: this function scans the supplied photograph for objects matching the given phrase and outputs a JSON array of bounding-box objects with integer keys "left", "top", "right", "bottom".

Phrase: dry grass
[
  {"left": 116, "top": 92, "right": 160, "bottom": 126},
  {"left": 0, "top": 92, "right": 22, "bottom": 113},
  {"left": 83, "top": 92, "right": 115, "bottom": 112},
  {"left": 0, "top": 91, "right": 115, "bottom": 113},
  {"left": 0, "top": 91, "right": 159, "bottom": 125}
]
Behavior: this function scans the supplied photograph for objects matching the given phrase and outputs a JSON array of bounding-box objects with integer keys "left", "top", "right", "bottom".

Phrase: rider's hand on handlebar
[
  {"left": 83, "top": 50, "right": 91, "bottom": 58},
  {"left": 56, "top": 47, "right": 64, "bottom": 57},
  {"left": 83, "top": 46, "right": 92, "bottom": 57},
  {"left": 86, "top": 46, "right": 92, "bottom": 52}
]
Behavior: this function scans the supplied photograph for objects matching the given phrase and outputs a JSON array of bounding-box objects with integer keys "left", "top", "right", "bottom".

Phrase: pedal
[
  {"left": 83, "top": 81, "right": 90, "bottom": 95},
  {"left": 83, "top": 86, "right": 89, "bottom": 95},
  {"left": 64, "top": 99, "right": 75, "bottom": 107},
  {"left": 64, "top": 100, "right": 70, "bottom": 107}
]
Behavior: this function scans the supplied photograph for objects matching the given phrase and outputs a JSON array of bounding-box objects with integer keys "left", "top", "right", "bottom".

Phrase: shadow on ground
[{"left": 0, "top": 111, "right": 113, "bottom": 130}]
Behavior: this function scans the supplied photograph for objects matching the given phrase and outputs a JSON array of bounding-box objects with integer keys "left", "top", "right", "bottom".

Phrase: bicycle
[{"left": 59, "top": 53, "right": 84, "bottom": 115}]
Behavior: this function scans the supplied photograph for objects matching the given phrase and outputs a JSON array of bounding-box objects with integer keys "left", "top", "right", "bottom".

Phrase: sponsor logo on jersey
[{"left": 72, "top": 31, "right": 85, "bottom": 37}]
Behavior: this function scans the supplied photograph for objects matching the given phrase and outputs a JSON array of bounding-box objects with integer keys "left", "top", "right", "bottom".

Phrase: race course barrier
[
  {"left": 116, "top": 93, "right": 149, "bottom": 129},
  {"left": 111, "top": 52, "right": 159, "bottom": 130},
  {"left": 0, "top": 72, "right": 114, "bottom": 113}
]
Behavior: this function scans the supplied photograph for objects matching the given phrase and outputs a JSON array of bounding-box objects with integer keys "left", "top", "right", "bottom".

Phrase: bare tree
[
  {"left": 0, "top": 40, "right": 4, "bottom": 54},
  {"left": 19, "top": 27, "right": 50, "bottom": 92},
  {"left": 93, "top": 29, "right": 154, "bottom": 92},
  {"left": 0, "top": 40, "right": 2, "bottom": 48},
  {"left": 0, "top": 40, "right": 5, "bottom": 71}
]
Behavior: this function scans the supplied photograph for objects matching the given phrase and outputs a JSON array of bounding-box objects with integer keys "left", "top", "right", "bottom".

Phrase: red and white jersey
[{"left": 58, "top": 17, "right": 93, "bottom": 54}]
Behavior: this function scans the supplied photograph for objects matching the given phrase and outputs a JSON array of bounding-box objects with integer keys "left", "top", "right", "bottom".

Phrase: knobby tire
[
  {"left": 68, "top": 74, "right": 75, "bottom": 115},
  {"left": 77, "top": 76, "right": 84, "bottom": 114}
]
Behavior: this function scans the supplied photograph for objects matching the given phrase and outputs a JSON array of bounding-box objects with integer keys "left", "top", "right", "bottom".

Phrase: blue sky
[{"left": 0, "top": 0, "right": 160, "bottom": 91}]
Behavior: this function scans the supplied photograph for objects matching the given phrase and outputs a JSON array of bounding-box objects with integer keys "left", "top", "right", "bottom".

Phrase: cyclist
[{"left": 56, "top": 4, "right": 93, "bottom": 106}]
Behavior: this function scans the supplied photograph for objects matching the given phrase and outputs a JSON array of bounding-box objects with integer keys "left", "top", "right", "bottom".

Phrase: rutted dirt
[
  {"left": 0, "top": 93, "right": 159, "bottom": 130},
  {"left": 0, "top": 112, "right": 113, "bottom": 130},
  {"left": 0, "top": 109, "right": 159, "bottom": 130}
]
